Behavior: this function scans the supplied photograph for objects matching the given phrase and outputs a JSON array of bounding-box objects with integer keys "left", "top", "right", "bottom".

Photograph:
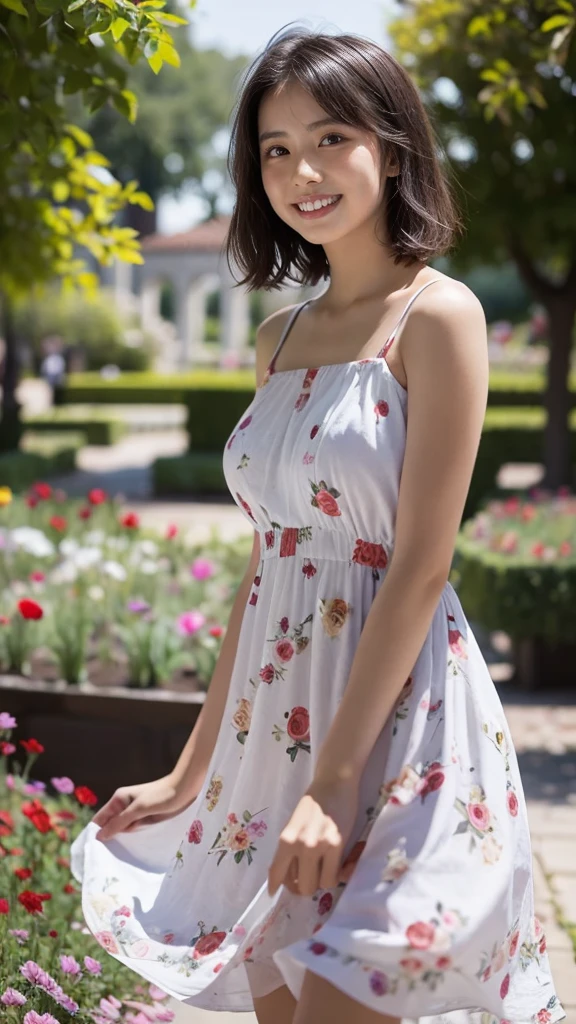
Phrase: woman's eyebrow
[{"left": 258, "top": 117, "right": 343, "bottom": 144}]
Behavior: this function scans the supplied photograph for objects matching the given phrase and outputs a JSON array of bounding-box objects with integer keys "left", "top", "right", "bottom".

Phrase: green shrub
[
  {"left": 24, "top": 409, "right": 126, "bottom": 445},
  {"left": 452, "top": 490, "right": 576, "bottom": 644},
  {"left": 0, "top": 435, "right": 82, "bottom": 489},
  {"left": 63, "top": 369, "right": 255, "bottom": 404},
  {"left": 153, "top": 452, "right": 227, "bottom": 496}
]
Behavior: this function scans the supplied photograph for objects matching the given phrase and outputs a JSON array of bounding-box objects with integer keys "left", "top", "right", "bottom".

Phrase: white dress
[{"left": 71, "top": 280, "right": 566, "bottom": 1023}]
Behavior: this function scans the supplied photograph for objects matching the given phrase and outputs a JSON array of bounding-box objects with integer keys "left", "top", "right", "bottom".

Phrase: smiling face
[{"left": 258, "top": 79, "right": 398, "bottom": 245}]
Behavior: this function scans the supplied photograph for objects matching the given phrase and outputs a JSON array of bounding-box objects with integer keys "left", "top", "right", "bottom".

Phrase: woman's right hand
[{"left": 91, "top": 775, "right": 200, "bottom": 842}]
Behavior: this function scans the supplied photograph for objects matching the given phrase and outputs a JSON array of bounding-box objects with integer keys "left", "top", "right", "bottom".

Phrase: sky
[{"left": 157, "top": 1, "right": 397, "bottom": 233}]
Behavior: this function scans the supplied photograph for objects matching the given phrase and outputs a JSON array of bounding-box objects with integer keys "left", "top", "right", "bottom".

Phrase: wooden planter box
[
  {"left": 0, "top": 676, "right": 205, "bottom": 806},
  {"left": 512, "top": 638, "right": 576, "bottom": 690}
]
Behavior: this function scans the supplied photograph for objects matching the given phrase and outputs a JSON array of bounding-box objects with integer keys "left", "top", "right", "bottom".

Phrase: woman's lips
[{"left": 292, "top": 195, "right": 342, "bottom": 219}]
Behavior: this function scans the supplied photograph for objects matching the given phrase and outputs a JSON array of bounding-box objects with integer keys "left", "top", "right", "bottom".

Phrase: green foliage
[
  {"left": 0, "top": 0, "right": 195, "bottom": 295},
  {"left": 153, "top": 452, "right": 227, "bottom": 496},
  {"left": 0, "top": 437, "right": 81, "bottom": 488},
  {"left": 23, "top": 410, "right": 126, "bottom": 445}
]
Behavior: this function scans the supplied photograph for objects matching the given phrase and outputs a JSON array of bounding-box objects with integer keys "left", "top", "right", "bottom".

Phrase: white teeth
[{"left": 297, "top": 195, "right": 340, "bottom": 212}]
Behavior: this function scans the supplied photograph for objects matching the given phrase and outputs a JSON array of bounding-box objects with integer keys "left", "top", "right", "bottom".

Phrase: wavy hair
[{"left": 225, "top": 25, "right": 463, "bottom": 290}]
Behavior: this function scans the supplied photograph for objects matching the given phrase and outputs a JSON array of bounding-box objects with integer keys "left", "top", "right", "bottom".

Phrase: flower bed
[
  {"left": 0, "top": 709, "right": 179, "bottom": 1024},
  {"left": 452, "top": 485, "right": 576, "bottom": 687},
  {"left": 0, "top": 482, "right": 251, "bottom": 690}
]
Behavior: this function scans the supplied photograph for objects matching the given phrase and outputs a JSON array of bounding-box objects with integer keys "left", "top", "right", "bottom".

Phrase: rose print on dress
[
  {"left": 448, "top": 613, "right": 468, "bottom": 667},
  {"left": 188, "top": 920, "right": 227, "bottom": 961},
  {"left": 235, "top": 493, "right": 257, "bottom": 523},
  {"left": 302, "top": 558, "right": 317, "bottom": 579},
  {"left": 266, "top": 612, "right": 313, "bottom": 671},
  {"left": 272, "top": 705, "right": 311, "bottom": 761},
  {"left": 319, "top": 597, "right": 352, "bottom": 638},
  {"left": 476, "top": 915, "right": 524, "bottom": 983},
  {"left": 379, "top": 760, "right": 447, "bottom": 809},
  {"left": 381, "top": 837, "right": 411, "bottom": 883},
  {"left": 375, "top": 399, "right": 389, "bottom": 422},
  {"left": 208, "top": 807, "right": 268, "bottom": 866},
  {"left": 454, "top": 783, "right": 502, "bottom": 863},
  {"left": 232, "top": 697, "right": 252, "bottom": 745},
  {"left": 188, "top": 820, "right": 203, "bottom": 844},
  {"left": 205, "top": 772, "right": 223, "bottom": 812},
  {"left": 352, "top": 538, "right": 388, "bottom": 570},
  {"left": 310, "top": 479, "right": 342, "bottom": 517}
]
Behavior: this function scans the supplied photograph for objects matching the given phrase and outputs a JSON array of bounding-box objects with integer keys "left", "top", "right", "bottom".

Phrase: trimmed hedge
[
  {"left": 0, "top": 433, "right": 84, "bottom": 489},
  {"left": 24, "top": 411, "right": 126, "bottom": 446},
  {"left": 153, "top": 452, "right": 227, "bottom": 496}
]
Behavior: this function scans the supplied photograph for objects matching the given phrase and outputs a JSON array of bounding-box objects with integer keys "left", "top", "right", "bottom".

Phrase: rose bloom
[
  {"left": 49, "top": 515, "right": 67, "bottom": 532},
  {"left": 467, "top": 801, "right": 492, "bottom": 831},
  {"left": 406, "top": 920, "right": 436, "bottom": 950},
  {"left": 508, "top": 930, "right": 520, "bottom": 959},
  {"left": 287, "top": 706, "right": 310, "bottom": 743},
  {"left": 315, "top": 489, "right": 341, "bottom": 517},
  {"left": 188, "top": 820, "right": 203, "bottom": 844},
  {"left": 259, "top": 663, "right": 275, "bottom": 684},
  {"left": 351, "top": 538, "right": 388, "bottom": 569},
  {"left": 88, "top": 488, "right": 107, "bottom": 505},
  {"left": 120, "top": 512, "right": 140, "bottom": 529},
  {"left": 507, "top": 790, "right": 519, "bottom": 817},
  {"left": 193, "top": 931, "right": 226, "bottom": 959},
  {"left": 18, "top": 599, "right": 44, "bottom": 621},
  {"left": 399, "top": 956, "right": 424, "bottom": 975},
  {"left": 321, "top": 597, "right": 350, "bottom": 638},
  {"left": 275, "top": 638, "right": 295, "bottom": 663},
  {"left": 232, "top": 698, "right": 252, "bottom": 734},
  {"left": 229, "top": 829, "right": 250, "bottom": 851}
]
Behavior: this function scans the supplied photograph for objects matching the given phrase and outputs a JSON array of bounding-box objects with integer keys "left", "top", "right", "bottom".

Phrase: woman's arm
[
  {"left": 268, "top": 280, "right": 489, "bottom": 896},
  {"left": 314, "top": 280, "right": 489, "bottom": 785}
]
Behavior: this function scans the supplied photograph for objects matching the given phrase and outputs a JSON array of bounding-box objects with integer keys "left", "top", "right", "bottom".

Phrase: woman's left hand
[{"left": 267, "top": 776, "right": 359, "bottom": 898}]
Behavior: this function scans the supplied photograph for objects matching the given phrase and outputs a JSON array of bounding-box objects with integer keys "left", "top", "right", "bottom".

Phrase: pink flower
[
  {"left": 259, "top": 663, "right": 275, "bottom": 684},
  {"left": 275, "top": 638, "right": 295, "bottom": 663},
  {"left": 60, "top": 954, "right": 81, "bottom": 975},
  {"left": 23, "top": 1014, "right": 60, "bottom": 1024},
  {"left": 310, "top": 942, "right": 327, "bottom": 955},
  {"left": 399, "top": 956, "right": 424, "bottom": 975},
  {"left": 148, "top": 985, "right": 170, "bottom": 1002},
  {"left": 499, "top": 973, "right": 510, "bottom": 998},
  {"left": 84, "top": 955, "right": 102, "bottom": 974},
  {"left": 508, "top": 930, "right": 520, "bottom": 958},
  {"left": 0, "top": 712, "right": 17, "bottom": 729},
  {"left": 177, "top": 610, "right": 206, "bottom": 635},
  {"left": 190, "top": 558, "right": 215, "bottom": 581},
  {"left": 1, "top": 987, "right": 27, "bottom": 1006},
  {"left": 536, "top": 1011, "right": 552, "bottom": 1024},
  {"left": 436, "top": 955, "right": 452, "bottom": 969},
  {"left": 188, "top": 820, "right": 203, "bottom": 844},
  {"left": 50, "top": 777, "right": 75, "bottom": 794},
  {"left": 507, "top": 790, "right": 518, "bottom": 817},
  {"left": 406, "top": 921, "right": 436, "bottom": 949},
  {"left": 246, "top": 818, "right": 267, "bottom": 838},
  {"left": 467, "top": 801, "right": 492, "bottom": 831},
  {"left": 318, "top": 892, "right": 333, "bottom": 915}
]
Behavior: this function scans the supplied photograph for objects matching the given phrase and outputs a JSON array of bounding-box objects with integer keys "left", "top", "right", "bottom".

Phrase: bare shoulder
[
  {"left": 401, "top": 275, "right": 488, "bottom": 393},
  {"left": 254, "top": 303, "right": 300, "bottom": 388}
]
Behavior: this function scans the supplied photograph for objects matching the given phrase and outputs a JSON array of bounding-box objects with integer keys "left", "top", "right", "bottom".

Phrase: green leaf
[
  {"left": 150, "top": 11, "right": 188, "bottom": 24},
  {"left": 158, "top": 41, "right": 180, "bottom": 67},
  {"left": 0, "top": 0, "right": 28, "bottom": 16},
  {"left": 467, "top": 15, "right": 491, "bottom": 38},
  {"left": 67, "top": 0, "right": 87, "bottom": 9},
  {"left": 138, "top": 0, "right": 166, "bottom": 7},
  {"left": 541, "top": 14, "right": 572, "bottom": 32},
  {"left": 111, "top": 16, "right": 130, "bottom": 40}
]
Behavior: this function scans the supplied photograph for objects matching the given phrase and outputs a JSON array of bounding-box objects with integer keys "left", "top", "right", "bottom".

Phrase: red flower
[
  {"left": 310, "top": 424, "right": 320, "bottom": 440},
  {"left": 287, "top": 706, "right": 310, "bottom": 743},
  {"left": 17, "top": 599, "right": 44, "bottom": 621},
  {"left": 49, "top": 515, "right": 67, "bottom": 532},
  {"left": 21, "top": 799, "right": 52, "bottom": 834},
  {"left": 14, "top": 867, "right": 33, "bottom": 880},
  {"left": 421, "top": 769, "right": 445, "bottom": 796},
  {"left": 29, "top": 571, "right": 45, "bottom": 583},
  {"left": 280, "top": 616, "right": 289, "bottom": 634},
  {"left": 120, "top": 512, "right": 140, "bottom": 529},
  {"left": 375, "top": 399, "right": 389, "bottom": 421},
  {"left": 406, "top": 921, "right": 436, "bottom": 950},
  {"left": 20, "top": 738, "right": 44, "bottom": 754},
  {"left": 302, "top": 559, "right": 317, "bottom": 579},
  {"left": 75, "top": 785, "right": 98, "bottom": 806},
  {"left": 559, "top": 540, "right": 572, "bottom": 556},
  {"left": 317, "top": 892, "right": 333, "bottom": 915},
  {"left": 0, "top": 810, "right": 14, "bottom": 836},
  {"left": 209, "top": 625, "right": 224, "bottom": 638},
  {"left": 0, "top": 898, "right": 9, "bottom": 913},
  {"left": 0, "top": 741, "right": 16, "bottom": 755},
  {"left": 26, "top": 495, "right": 39, "bottom": 508},
  {"left": 33, "top": 482, "right": 52, "bottom": 500},
  {"left": 537, "top": 1011, "right": 552, "bottom": 1024},
  {"left": 499, "top": 972, "right": 510, "bottom": 999},
  {"left": 166, "top": 523, "right": 178, "bottom": 539},
  {"left": 63, "top": 883, "right": 77, "bottom": 894},
  {"left": 302, "top": 368, "right": 318, "bottom": 389},
  {"left": 193, "top": 931, "right": 226, "bottom": 958},
  {"left": 18, "top": 889, "right": 51, "bottom": 914},
  {"left": 88, "top": 488, "right": 107, "bottom": 505},
  {"left": 249, "top": 592, "right": 258, "bottom": 606},
  {"left": 54, "top": 810, "right": 76, "bottom": 821},
  {"left": 259, "top": 663, "right": 275, "bottom": 684},
  {"left": 49, "top": 929, "right": 58, "bottom": 938},
  {"left": 315, "top": 489, "right": 341, "bottom": 517},
  {"left": 56, "top": 857, "right": 70, "bottom": 868},
  {"left": 352, "top": 539, "right": 388, "bottom": 569},
  {"left": 310, "top": 942, "right": 327, "bottom": 955},
  {"left": 507, "top": 790, "right": 519, "bottom": 817},
  {"left": 188, "top": 820, "right": 203, "bottom": 844},
  {"left": 78, "top": 506, "right": 92, "bottom": 520},
  {"left": 531, "top": 541, "right": 545, "bottom": 558},
  {"left": 264, "top": 530, "right": 275, "bottom": 550}
]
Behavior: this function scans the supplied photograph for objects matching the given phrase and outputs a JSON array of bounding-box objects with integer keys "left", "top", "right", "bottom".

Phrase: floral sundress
[{"left": 71, "top": 280, "right": 566, "bottom": 1023}]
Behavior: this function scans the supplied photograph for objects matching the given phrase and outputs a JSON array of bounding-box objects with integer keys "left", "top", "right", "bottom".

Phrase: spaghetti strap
[
  {"left": 268, "top": 300, "right": 312, "bottom": 374},
  {"left": 378, "top": 277, "right": 443, "bottom": 359}
]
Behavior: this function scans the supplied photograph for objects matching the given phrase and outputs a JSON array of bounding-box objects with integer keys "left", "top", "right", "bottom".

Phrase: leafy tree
[
  {"left": 390, "top": 0, "right": 576, "bottom": 488},
  {"left": 0, "top": 0, "right": 192, "bottom": 451}
]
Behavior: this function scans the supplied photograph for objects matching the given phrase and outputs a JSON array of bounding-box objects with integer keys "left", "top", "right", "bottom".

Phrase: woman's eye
[{"left": 265, "top": 134, "right": 344, "bottom": 158}]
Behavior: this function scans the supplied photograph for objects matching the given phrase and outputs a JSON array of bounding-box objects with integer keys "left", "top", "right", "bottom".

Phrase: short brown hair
[{"left": 225, "top": 26, "right": 463, "bottom": 291}]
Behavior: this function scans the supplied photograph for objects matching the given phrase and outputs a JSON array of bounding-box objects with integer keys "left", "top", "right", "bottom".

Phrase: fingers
[
  {"left": 94, "top": 791, "right": 135, "bottom": 841},
  {"left": 268, "top": 832, "right": 343, "bottom": 897}
]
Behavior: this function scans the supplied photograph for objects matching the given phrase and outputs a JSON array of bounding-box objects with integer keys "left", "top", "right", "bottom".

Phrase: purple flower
[
  {"left": 369, "top": 970, "right": 388, "bottom": 996},
  {"left": 246, "top": 818, "right": 267, "bottom": 838},
  {"left": 20, "top": 961, "right": 47, "bottom": 985},
  {"left": 190, "top": 558, "right": 215, "bottom": 581},
  {"left": 0, "top": 712, "right": 17, "bottom": 730},
  {"left": 1, "top": 987, "right": 27, "bottom": 1006},
  {"left": 24, "top": 1013, "right": 61, "bottom": 1024},
  {"left": 60, "top": 954, "right": 81, "bottom": 975},
  {"left": 24, "top": 780, "right": 46, "bottom": 794},
  {"left": 98, "top": 997, "right": 121, "bottom": 1020},
  {"left": 177, "top": 610, "right": 206, "bottom": 636},
  {"left": 148, "top": 985, "right": 169, "bottom": 1002},
  {"left": 51, "top": 776, "right": 75, "bottom": 795},
  {"left": 127, "top": 599, "right": 150, "bottom": 614},
  {"left": 9, "top": 928, "right": 29, "bottom": 943},
  {"left": 83, "top": 955, "right": 102, "bottom": 975}
]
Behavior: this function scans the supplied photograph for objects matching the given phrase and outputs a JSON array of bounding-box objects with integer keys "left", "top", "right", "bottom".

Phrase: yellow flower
[{"left": 0, "top": 487, "right": 13, "bottom": 506}]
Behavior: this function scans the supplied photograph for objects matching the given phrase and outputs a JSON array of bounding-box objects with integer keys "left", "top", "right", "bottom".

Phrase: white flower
[
  {"left": 139, "top": 559, "right": 159, "bottom": 575},
  {"left": 88, "top": 585, "right": 105, "bottom": 601},
  {"left": 138, "top": 539, "right": 158, "bottom": 557},
  {"left": 102, "top": 560, "right": 127, "bottom": 582},
  {"left": 71, "top": 547, "right": 102, "bottom": 570},
  {"left": 50, "top": 562, "right": 79, "bottom": 584},
  {"left": 60, "top": 538, "right": 79, "bottom": 557},
  {"left": 84, "top": 529, "right": 105, "bottom": 545},
  {"left": 10, "top": 527, "right": 55, "bottom": 558},
  {"left": 106, "top": 536, "right": 129, "bottom": 551}
]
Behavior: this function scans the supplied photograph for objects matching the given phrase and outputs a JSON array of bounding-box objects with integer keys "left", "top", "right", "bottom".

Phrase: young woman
[{"left": 71, "top": 27, "right": 566, "bottom": 1024}]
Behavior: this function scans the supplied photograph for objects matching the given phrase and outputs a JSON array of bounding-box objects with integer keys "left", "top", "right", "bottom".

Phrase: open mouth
[{"left": 292, "top": 195, "right": 342, "bottom": 218}]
